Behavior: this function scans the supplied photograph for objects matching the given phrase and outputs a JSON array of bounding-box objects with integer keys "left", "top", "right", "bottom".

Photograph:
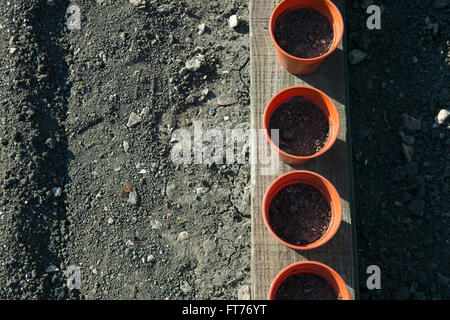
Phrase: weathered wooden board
[{"left": 250, "top": 0, "right": 358, "bottom": 299}]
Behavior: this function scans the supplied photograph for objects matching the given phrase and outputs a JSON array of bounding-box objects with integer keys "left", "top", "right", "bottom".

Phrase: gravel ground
[
  {"left": 0, "top": 0, "right": 448, "bottom": 300},
  {"left": 0, "top": 0, "right": 250, "bottom": 300},
  {"left": 347, "top": 0, "right": 449, "bottom": 300}
]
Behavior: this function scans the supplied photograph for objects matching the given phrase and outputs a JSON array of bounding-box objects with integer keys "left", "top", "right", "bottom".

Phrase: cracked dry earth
[{"left": 0, "top": 0, "right": 250, "bottom": 299}]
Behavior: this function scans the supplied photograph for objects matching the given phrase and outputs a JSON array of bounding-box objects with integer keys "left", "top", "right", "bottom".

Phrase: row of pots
[{"left": 263, "top": 0, "right": 349, "bottom": 300}]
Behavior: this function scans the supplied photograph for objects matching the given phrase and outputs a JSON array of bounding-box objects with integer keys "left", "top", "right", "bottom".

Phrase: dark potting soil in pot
[
  {"left": 274, "top": 8, "right": 334, "bottom": 59},
  {"left": 275, "top": 273, "right": 339, "bottom": 300},
  {"left": 269, "top": 183, "right": 331, "bottom": 245},
  {"left": 269, "top": 96, "right": 330, "bottom": 156}
]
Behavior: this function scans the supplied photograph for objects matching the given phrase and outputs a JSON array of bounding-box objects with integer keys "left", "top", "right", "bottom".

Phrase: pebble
[
  {"left": 52, "top": 187, "right": 62, "bottom": 197},
  {"left": 45, "top": 265, "right": 59, "bottom": 273},
  {"left": 128, "top": 190, "right": 139, "bottom": 206},
  {"left": 201, "top": 88, "right": 209, "bottom": 97},
  {"left": 147, "top": 255, "right": 155, "bottom": 263},
  {"left": 186, "top": 94, "right": 195, "bottom": 104},
  {"left": 140, "top": 107, "right": 149, "bottom": 118},
  {"left": 435, "top": 109, "right": 449, "bottom": 125},
  {"left": 185, "top": 55, "right": 204, "bottom": 72},
  {"left": 165, "top": 183, "right": 176, "bottom": 198},
  {"left": 349, "top": 49, "right": 367, "bottom": 65},
  {"left": 129, "top": 0, "right": 146, "bottom": 8},
  {"left": 229, "top": 15, "right": 243, "bottom": 29},
  {"left": 123, "top": 140, "right": 130, "bottom": 152},
  {"left": 208, "top": 108, "right": 216, "bottom": 116},
  {"left": 107, "top": 217, "right": 114, "bottom": 225},
  {"left": 9, "top": 47, "right": 17, "bottom": 54},
  {"left": 127, "top": 112, "right": 142, "bottom": 128},
  {"left": 402, "top": 113, "right": 421, "bottom": 131},
  {"left": 237, "top": 285, "right": 251, "bottom": 300},
  {"left": 179, "top": 67, "right": 188, "bottom": 76},
  {"left": 157, "top": 4, "right": 170, "bottom": 13},
  {"left": 177, "top": 231, "right": 189, "bottom": 241},
  {"left": 45, "top": 137, "right": 56, "bottom": 149},
  {"left": 149, "top": 216, "right": 162, "bottom": 230},
  {"left": 120, "top": 181, "right": 133, "bottom": 198},
  {"left": 126, "top": 240, "right": 134, "bottom": 247},
  {"left": 198, "top": 23, "right": 206, "bottom": 35},
  {"left": 180, "top": 280, "right": 193, "bottom": 294}
]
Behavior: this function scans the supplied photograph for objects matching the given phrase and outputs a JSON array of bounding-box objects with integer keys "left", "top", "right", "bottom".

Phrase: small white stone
[
  {"left": 128, "top": 190, "right": 139, "bottom": 205},
  {"left": 177, "top": 231, "right": 189, "bottom": 241},
  {"left": 9, "top": 47, "right": 17, "bottom": 54},
  {"left": 185, "top": 55, "right": 204, "bottom": 72},
  {"left": 229, "top": 14, "right": 242, "bottom": 28},
  {"left": 127, "top": 112, "right": 142, "bottom": 128},
  {"left": 198, "top": 23, "right": 206, "bottom": 35},
  {"left": 129, "top": 0, "right": 146, "bottom": 7},
  {"left": 123, "top": 140, "right": 130, "bottom": 152},
  {"left": 107, "top": 217, "right": 114, "bottom": 225},
  {"left": 435, "top": 109, "right": 450, "bottom": 125},
  {"left": 237, "top": 285, "right": 251, "bottom": 300}
]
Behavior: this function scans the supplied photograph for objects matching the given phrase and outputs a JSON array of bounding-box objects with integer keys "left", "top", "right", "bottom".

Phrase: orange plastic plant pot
[
  {"left": 268, "top": 261, "right": 351, "bottom": 300},
  {"left": 269, "top": 0, "right": 344, "bottom": 75},
  {"left": 262, "top": 170, "right": 342, "bottom": 250},
  {"left": 263, "top": 86, "right": 340, "bottom": 166}
]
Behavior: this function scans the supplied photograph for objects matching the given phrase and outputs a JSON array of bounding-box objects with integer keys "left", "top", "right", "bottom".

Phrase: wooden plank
[{"left": 250, "top": 0, "right": 358, "bottom": 299}]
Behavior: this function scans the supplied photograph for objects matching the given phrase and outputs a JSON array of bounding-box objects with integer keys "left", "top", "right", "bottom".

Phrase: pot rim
[
  {"left": 263, "top": 85, "right": 340, "bottom": 162},
  {"left": 262, "top": 170, "right": 343, "bottom": 250},
  {"left": 267, "top": 261, "right": 352, "bottom": 300},
  {"left": 269, "top": 0, "right": 345, "bottom": 63}
]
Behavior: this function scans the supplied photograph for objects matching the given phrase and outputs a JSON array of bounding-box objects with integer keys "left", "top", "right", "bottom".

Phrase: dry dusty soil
[
  {"left": 0, "top": 0, "right": 448, "bottom": 300},
  {"left": 0, "top": 0, "right": 250, "bottom": 300}
]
